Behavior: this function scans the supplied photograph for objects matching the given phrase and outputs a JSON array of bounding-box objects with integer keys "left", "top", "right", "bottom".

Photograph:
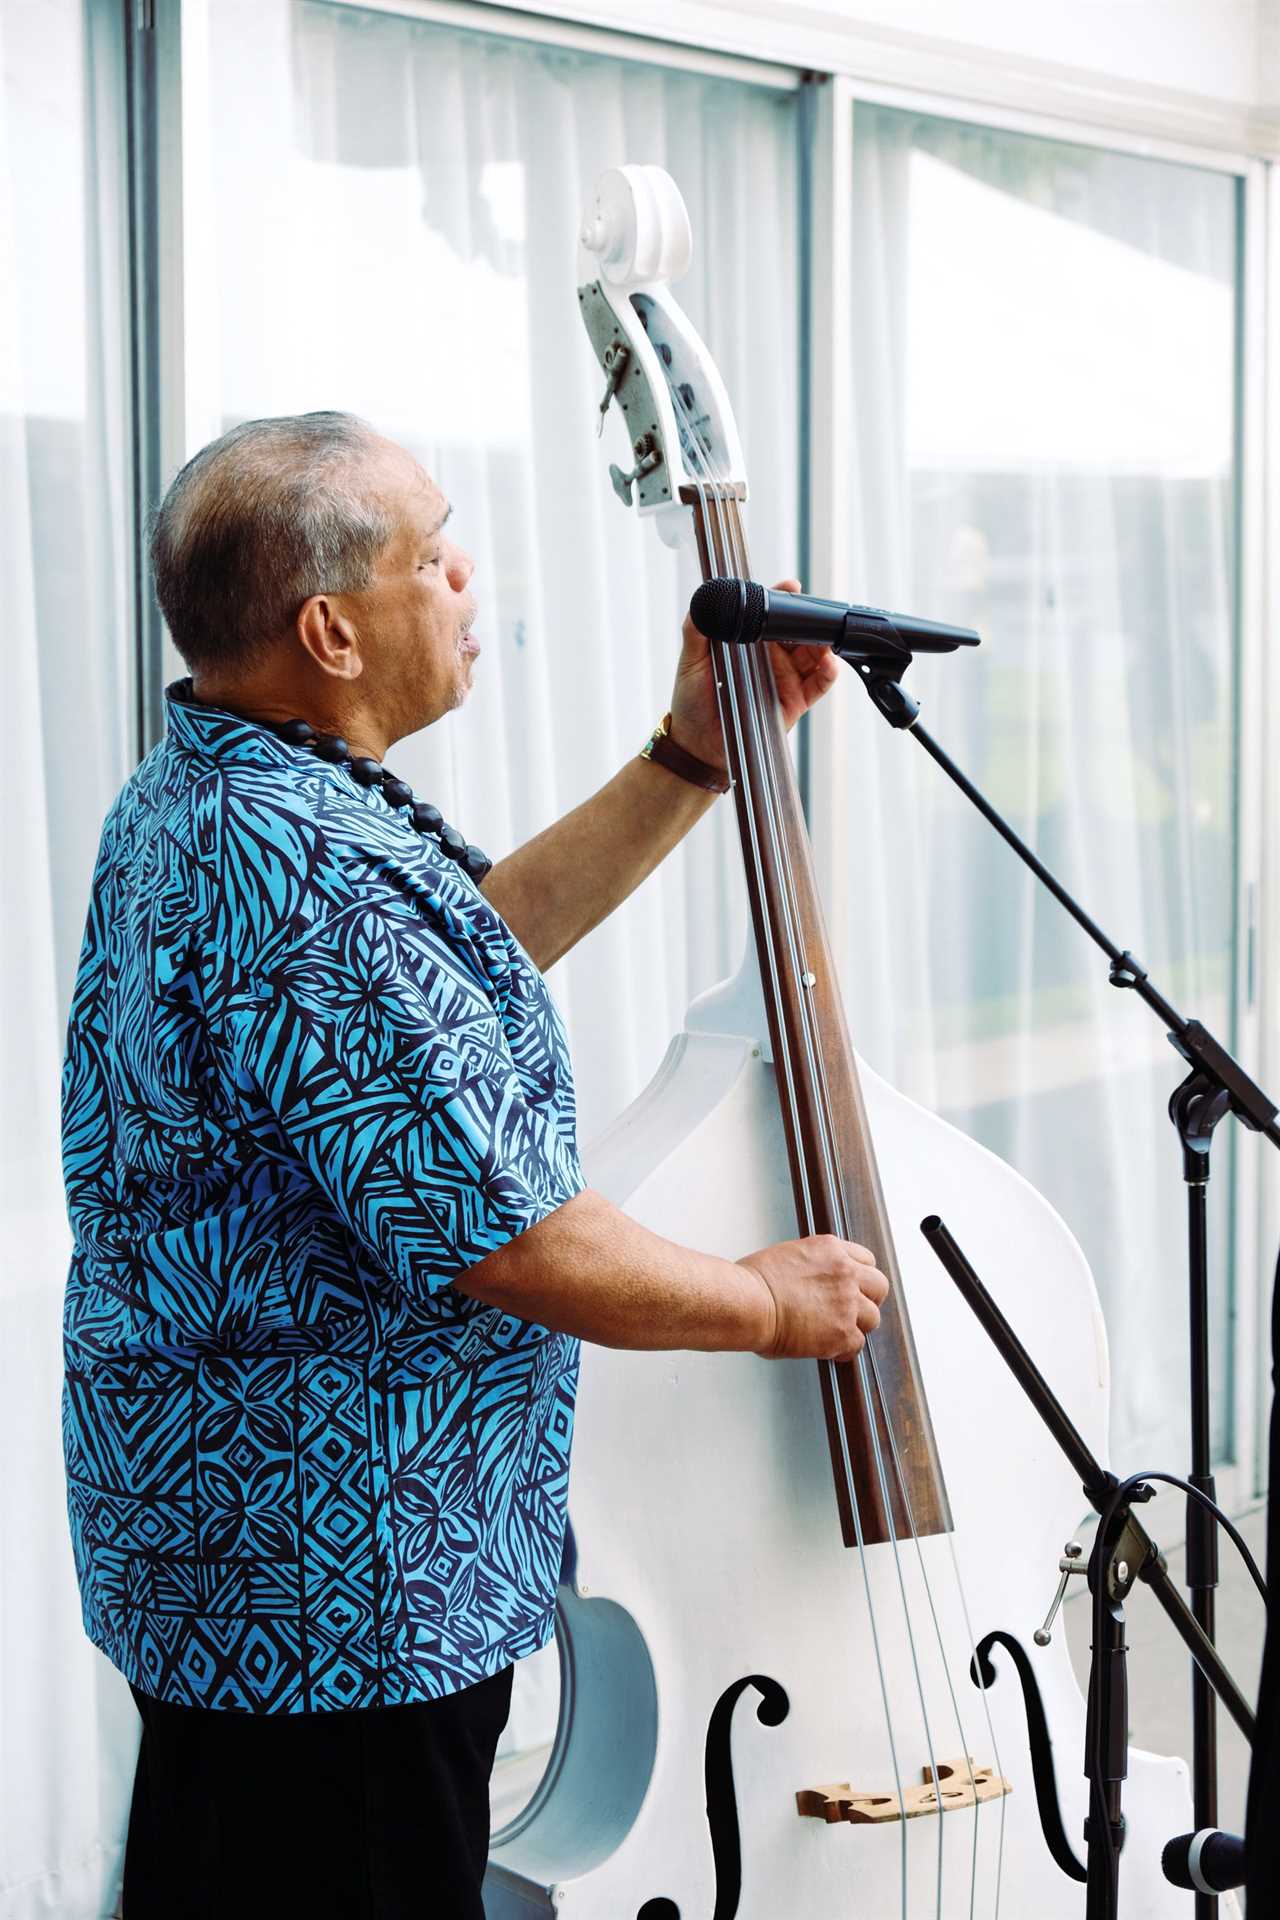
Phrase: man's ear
[{"left": 296, "top": 596, "right": 364, "bottom": 680}]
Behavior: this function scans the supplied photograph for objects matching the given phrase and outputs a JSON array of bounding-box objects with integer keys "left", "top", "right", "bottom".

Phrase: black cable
[
  {"left": 1085, "top": 1466, "right": 1266, "bottom": 1917},
  {"left": 1097, "top": 1470, "right": 1267, "bottom": 1605}
]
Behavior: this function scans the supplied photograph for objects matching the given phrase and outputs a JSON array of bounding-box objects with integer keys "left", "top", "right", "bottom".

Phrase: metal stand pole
[
  {"left": 921, "top": 1215, "right": 1258, "bottom": 1920},
  {"left": 1084, "top": 1586, "right": 1127, "bottom": 1920},
  {"left": 827, "top": 648, "right": 1280, "bottom": 1910},
  {"left": 1171, "top": 1076, "right": 1232, "bottom": 1919}
]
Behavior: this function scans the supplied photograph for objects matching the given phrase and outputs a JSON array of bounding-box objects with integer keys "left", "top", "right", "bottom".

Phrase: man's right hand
[
  {"left": 739, "top": 1236, "right": 888, "bottom": 1362},
  {"left": 458, "top": 1188, "right": 890, "bottom": 1359}
]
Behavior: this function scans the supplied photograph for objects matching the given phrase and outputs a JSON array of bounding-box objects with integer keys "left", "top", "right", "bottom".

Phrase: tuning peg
[
  {"left": 596, "top": 342, "right": 631, "bottom": 437},
  {"left": 1034, "top": 1541, "right": 1086, "bottom": 1646},
  {"left": 609, "top": 434, "right": 662, "bottom": 507}
]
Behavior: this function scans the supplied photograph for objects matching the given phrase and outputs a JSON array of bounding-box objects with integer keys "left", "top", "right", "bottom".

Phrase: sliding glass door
[
  {"left": 197, "top": 0, "right": 801, "bottom": 1143},
  {"left": 818, "top": 104, "right": 1241, "bottom": 1475}
]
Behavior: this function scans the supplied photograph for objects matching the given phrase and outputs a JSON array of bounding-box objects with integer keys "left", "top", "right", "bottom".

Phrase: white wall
[
  {"left": 521, "top": 0, "right": 1279, "bottom": 148},
  {"left": 1260, "top": 0, "right": 1280, "bottom": 107},
  {"left": 760, "top": 0, "right": 1270, "bottom": 108}
]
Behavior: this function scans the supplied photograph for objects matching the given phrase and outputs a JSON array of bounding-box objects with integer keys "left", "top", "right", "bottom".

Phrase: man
[{"left": 60, "top": 411, "right": 887, "bottom": 1919}]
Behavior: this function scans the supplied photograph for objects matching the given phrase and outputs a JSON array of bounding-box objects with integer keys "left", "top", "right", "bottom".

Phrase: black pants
[{"left": 122, "top": 1666, "right": 513, "bottom": 1919}]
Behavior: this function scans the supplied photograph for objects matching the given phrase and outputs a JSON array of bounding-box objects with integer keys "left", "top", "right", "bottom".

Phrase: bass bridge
[{"left": 797, "top": 1757, "right": 1012, "bottom": 1826}]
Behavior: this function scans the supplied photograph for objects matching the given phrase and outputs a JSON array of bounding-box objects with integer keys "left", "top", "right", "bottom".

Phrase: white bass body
[{"left": 485, "top": 978, "right": 1196, "bottom": 1919}]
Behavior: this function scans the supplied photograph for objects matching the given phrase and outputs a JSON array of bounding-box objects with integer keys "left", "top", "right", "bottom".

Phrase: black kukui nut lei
[{"left": 275, "top": 715, "right": 492, "bottom": 882}]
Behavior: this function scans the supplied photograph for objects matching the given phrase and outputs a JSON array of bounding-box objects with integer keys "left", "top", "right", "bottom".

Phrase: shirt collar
[{"left": 164, "top": 677, "right": 297, "bottom": 770}]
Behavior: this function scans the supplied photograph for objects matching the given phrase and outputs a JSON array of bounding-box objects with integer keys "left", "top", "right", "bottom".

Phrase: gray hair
[{"left": 147, "top": 411, "right": 399, "bottom": 676}]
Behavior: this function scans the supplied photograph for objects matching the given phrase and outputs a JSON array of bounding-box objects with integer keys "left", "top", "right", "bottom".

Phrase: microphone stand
[
  {"left": 921, "top": 1215, "right": 1257, "bottom": 1920},
  {"left": 831, "top": 633, "right": 1280, "bottom": 1917}
]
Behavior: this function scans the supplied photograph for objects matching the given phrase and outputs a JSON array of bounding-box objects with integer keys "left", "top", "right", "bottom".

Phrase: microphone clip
[{"left": 832, "top": 642, "right": 921, "bottom": 730}]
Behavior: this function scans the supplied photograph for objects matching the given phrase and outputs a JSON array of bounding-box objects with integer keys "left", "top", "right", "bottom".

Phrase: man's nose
[{"left": 448, "top": 548, "right": 474, "bottom": 591}]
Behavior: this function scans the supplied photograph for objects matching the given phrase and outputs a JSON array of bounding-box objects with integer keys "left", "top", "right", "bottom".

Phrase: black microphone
[
  {"left": 688, "top": 578, "right": 981, "bottom": 662},
  {"left": 1161, "top": 1828, "right": 1246, "bottom": 1894}
]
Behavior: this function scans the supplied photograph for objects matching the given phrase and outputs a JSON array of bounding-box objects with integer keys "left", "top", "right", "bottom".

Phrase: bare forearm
[
  {"left": 455, "top": 1188, "right": 771, "bottom": 1353},
  {"left": 455, "top": 1188, "right": 890, "bottom": 1362},
  {"left": 480, "top": 754, "right": 718, "bottom": 970}
]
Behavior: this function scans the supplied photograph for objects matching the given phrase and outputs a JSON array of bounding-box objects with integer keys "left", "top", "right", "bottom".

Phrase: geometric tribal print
[{"left": 61, "top": 681, "right": 583, "bottom": 1712}]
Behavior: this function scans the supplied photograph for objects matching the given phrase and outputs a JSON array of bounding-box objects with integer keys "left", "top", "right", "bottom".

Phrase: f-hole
[{"left": 637, "top": 1672, "right": 790, "bottom": 1920}]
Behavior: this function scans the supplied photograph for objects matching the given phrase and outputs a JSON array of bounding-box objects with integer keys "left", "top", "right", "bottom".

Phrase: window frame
[
  {"left": 802, "top": 79, "right": 1267, "bottom": 1516},
  {"left": 140, "top": 0, "right": 1272, "bottom": 1504}
]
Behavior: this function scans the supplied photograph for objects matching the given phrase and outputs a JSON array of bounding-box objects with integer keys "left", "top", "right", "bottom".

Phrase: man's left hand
[{"left": 668, "top": 575, "right": 841, "bottom": 777}]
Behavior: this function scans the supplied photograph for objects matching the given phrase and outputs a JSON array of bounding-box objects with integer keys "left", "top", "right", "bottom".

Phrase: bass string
[
  {"left": 672, "top": 418, "right": 815, "bottom": 1263},
  {"left": 707, "top": 533, "right": 910, "bottom": 1920},
  {"left": 854, "top": 1213, "right": 1008, "bottom": 1908},
  {"left": 865, "top": 1346, "right": 986, "bottom": 1918},
  {"left": 675, "top": 407, "right": 843, "bottom": 1291},
  {"left": 946, "top": 1528, "right": 1008, "bottom": 1920},
  {"left": 720, "top": 494, "right": 999, "bottom": 1920},
  {"left": 716, "top": 490, "right": 951, "bottom": 1916},
  {"left": 678, "top": 386, "right": 1002, "bottom": 1920},
  {"left": 681, "top": 437, "right": 821, "bottom": 1272},
  {"left": 679, "top": 391, "right": 922, "bottom": 1915},
  {"left": 723, "top": 484, "right": 1005, "bottom": 1918},
  {"left": 666, "top": 380, "right": 911, "bottom": 1910},
  {"left": 661, "top": 340, "right": 1010, "bottom": 1919},
  {"left": 785, "top": 479, "right": 1001, "bottom": 1909}
]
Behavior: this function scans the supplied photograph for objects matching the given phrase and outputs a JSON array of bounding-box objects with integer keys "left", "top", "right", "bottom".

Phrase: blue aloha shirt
[{"left": 60, "top": 680, "right": 584, "bottom": 1713}]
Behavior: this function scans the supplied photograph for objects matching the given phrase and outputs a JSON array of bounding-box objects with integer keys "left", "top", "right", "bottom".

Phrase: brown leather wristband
[{"left": 640, "top": 713, "right": 731, "bottom": 794}]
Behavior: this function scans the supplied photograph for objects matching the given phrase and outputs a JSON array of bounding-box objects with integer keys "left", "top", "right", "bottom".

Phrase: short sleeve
[{"left": 221, "top": 895, "right": 585, "bottom": 1298}]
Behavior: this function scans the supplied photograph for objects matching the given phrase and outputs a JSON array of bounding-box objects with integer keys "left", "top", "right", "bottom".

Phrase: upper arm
[{"left": 222, "top": 898, "right": 584, "bottom": 1299}]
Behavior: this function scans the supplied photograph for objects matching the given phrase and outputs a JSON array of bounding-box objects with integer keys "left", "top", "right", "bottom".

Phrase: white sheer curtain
[
  {"left": 813, "top": 105, "right": 1238, "bottom": 1474},
  {"left": 1, "top": 2, "right": 136, "bottom": 1917},
  {"left": 207, "top": 0, "right": 800, "bottom": 1145}
]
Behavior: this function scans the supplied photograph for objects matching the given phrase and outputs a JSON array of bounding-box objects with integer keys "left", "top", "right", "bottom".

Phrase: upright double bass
[{"left": 485, "top": 166, "right": 1194, "bottom": 1919}]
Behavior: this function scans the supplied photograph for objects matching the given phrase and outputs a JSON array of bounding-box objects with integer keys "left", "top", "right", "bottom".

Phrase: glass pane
[
  {"left": 205, "top": 0, "right": 800, "bottom": 1143},
  {"left": 3, "top": 3, "right": 136, "bottom": 1913},
  {"left": 3, "top": 0, "right": 133, "bottom": 1023},
  {"left": 841, "top": 107, "right": 1238, "bottom": 1469},
  {"left": 205, "top": 0, "right": 798, "bottom": 1818}
]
